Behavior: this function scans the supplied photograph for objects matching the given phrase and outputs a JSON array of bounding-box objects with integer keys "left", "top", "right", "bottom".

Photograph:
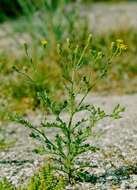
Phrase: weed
[
  {"left": 11, "top": 34, "right": 126, "bottom": 184},
  {"left": 1, "top": 28, "right": 134, "bottom": 118},
  {"left": 27, "top": 164, "right": 65, "bottom": 190}
]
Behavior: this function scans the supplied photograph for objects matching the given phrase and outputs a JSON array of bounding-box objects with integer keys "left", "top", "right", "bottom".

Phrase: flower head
[
  {"left": 118, "top": 43, "right": 128, "bottom": 50},
  {"left": 116, "top": 39, "right": 128, "bottom": 50},
  {"left": 111, "top": 39, "right": 128, "bottom": 56},
  {"left": 116, "top": 39, "right": 124, "bottom": 44},
  {"left": 41, "top": 40, "right": 48, "bottom": 47}
]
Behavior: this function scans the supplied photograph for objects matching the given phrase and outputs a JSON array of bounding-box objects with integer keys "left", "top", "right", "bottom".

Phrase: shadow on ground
[{"left": 77, "top": 163, "right": 137, "bottom": 185}]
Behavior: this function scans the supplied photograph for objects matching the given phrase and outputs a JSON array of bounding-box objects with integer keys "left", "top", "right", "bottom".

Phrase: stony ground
[
  {"left": 0, "top": 94, "right": 137, "bottom": 189},
  {"left": 87, "top": 2, "right": 137, "bottom": 34}
]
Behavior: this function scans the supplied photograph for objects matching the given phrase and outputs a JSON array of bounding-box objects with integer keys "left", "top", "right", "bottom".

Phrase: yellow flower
[
  {"left": 119, "top": 43, "right": 128, "bottom": 50},
  {"left": 116, "top": 39, "right": 128, "bottom": 50},
  {"left": 116, "top": 39, "right": 124, "bottom": 44},
  {"left": 41, "top": 40, "right": 48, "bottom": 47}
]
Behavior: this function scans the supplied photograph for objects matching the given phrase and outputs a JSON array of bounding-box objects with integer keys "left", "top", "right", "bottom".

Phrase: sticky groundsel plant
[{"left": 11, "top": 36, "right": 126, "bottom": 184}]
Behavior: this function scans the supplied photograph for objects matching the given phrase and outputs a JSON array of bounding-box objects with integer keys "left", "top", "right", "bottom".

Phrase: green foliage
[
  {"left": 1, "top": 30, "right": 132, "bottom": 118},
  {"left": 5, "top": 0, "right": 88, "bottom": 45},
  {"left": 0, "top": 0, "right": 22, "bottom": 22},
  {"left": 11, "top": 34, "right": 126, "bottom": 184},
  {"left": 27, "top": 164, "right": 65, "bottom": 190},
  {"left": 0, "top": 0, "right": 128, "bottom": 22},
  {"left": 0, "top": 0, "right": 88, "bottom": 111},
  {"left": 1, "top": 0, "right": 134, "bottom": 114},
  {"left": 0, "top": 178, "right": 15, "bottom": 190}
]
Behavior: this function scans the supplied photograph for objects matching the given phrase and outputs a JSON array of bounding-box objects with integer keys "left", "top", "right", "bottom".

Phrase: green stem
[{"left": 77, "top": 34, "right": 92, "bottom": 67}]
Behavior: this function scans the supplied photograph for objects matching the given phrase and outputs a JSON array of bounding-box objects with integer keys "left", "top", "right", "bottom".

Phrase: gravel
[
  {"left": 87, "top": 2, "right": 137, "bottom": 34},
  {"left": 0, "top": 93, "right": 137, "bottom": 189}
]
